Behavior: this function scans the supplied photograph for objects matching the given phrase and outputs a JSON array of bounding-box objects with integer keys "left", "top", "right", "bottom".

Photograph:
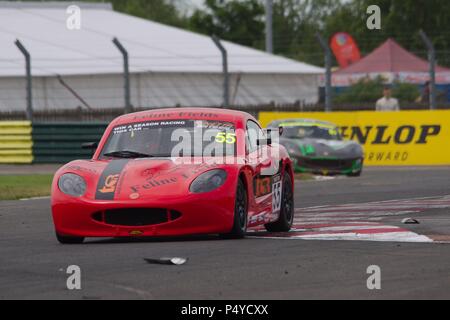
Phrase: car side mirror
[
  {"left": 82, "top": 142, "right": 98, "bottom": 150},
  {"left": 279, "top": 126, "right": 284, "bottom": 137}
]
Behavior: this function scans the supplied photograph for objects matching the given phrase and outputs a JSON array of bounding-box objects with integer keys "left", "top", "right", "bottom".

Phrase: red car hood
[{"left": 60, "top": 158, "right": 231, "bottom": 201}]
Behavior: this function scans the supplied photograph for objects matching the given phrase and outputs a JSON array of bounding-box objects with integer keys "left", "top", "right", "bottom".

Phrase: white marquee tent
[{"left": 0, "top": 2, "right": 324, "bottom": 112}]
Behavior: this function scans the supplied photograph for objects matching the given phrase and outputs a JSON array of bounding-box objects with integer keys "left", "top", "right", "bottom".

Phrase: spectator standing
[
  {"left": 416, "top": 81, "right": 431, "bottom": 104},
  {"left": 376, "top": 86, "right": 400, "bottom": 111}
]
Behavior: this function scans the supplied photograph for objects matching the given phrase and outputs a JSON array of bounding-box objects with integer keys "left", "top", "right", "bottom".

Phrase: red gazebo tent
[{"left": 332, "top": 38, "right": 450, "bottom": 87}]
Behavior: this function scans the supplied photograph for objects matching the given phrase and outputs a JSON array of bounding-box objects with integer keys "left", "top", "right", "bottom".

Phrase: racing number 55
[{"left": 216, "top": 132, "right": 237, "bottom": 144}]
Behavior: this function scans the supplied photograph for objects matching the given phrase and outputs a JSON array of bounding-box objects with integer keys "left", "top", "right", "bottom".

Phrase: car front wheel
[
  {"left": 221, "top": 179, "right": 248, "bottom": 239},
  {"left": 347, "top": 159, "right": 364, "bottom": 177}
]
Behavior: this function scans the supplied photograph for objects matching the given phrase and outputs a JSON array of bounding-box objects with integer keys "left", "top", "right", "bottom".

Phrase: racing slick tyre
[
  {"left": 347, "top": 159, "right": 364, "bottom": 178},
  {"left": 56, "top": 233, "right": 85, "bottom": 245},
  {"left": 221, "top": 179, "right": 248, "bottom": 239},
  {"left": 347, "top": 170, "right": 362, "bottom": 177},
  {"left": 265, "top": 173, "right": 294, "bottom": 233}
]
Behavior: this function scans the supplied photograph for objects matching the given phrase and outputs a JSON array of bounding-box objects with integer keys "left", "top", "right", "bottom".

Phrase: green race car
[{"left": 268, "top": 119, "right": 364, "bottom": 177}]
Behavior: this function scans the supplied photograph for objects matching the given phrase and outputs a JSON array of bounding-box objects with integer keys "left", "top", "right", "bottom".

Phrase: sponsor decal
[
  {"left": 113, "top": 120, "right": 188, "bottom": 135},
  {"left": 340, "top": 125, "right": 441, "bottom": 145},
  {"left": 132, "top": 112, "right": 220, "bottom": 121},
  {"left": 95, "top": 160, "right": 129, "bottom": 200},
  {"left": 131, "top": 177, "right": 178, "bottom": 193},
  {"left": 254, "top": 176, "right": 272, "bottom": 198},
  {"left": 129, "top": 193, "right": 140, "bottom": 200},
  {"left": 99, "top": 174, "right": 120, "bottom": 193},
  {"left": 135, "top": 163, "right": 220, "bottom": 193}
]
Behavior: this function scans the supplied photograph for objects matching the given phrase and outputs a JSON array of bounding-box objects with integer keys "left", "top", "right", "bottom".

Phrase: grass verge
[{"left": 0, "top": 175, "right": 53, "bottom": 201}]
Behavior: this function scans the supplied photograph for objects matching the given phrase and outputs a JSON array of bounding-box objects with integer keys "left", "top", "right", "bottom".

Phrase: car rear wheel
[
  {"left": 56, "top": 233, "right": 85, "bottom": 245},
  {"left": 221, "top": 179, "right": 248, "bottom": 239},
  {"left": 265, "top": 173, "right": 294, "bottom": 232}
]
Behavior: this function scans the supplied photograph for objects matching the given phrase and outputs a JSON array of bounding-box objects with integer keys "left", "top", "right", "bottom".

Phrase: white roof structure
[
  {"left": 0, "top": 2, "right": 324, "bottom": 111},
  {"left": 0, "top": 2, "right": 323, "bottom": 77}
]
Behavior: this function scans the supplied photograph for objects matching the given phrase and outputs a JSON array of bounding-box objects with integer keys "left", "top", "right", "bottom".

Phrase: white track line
[
  {"left": 250, "top": 195, "right": 450, "bottom": 243},
  {"left": 19, "top": 196, "right": 50, "bottom": 201}
]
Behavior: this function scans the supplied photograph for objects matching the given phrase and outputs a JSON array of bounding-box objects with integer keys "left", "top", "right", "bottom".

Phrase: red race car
[{"left": 51, "top": 108, "right": 294, "bottom": 244}]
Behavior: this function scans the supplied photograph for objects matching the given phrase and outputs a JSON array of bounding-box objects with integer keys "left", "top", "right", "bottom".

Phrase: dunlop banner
[{"left": 259, "top": 111, "right": 450, "bottom": 166}]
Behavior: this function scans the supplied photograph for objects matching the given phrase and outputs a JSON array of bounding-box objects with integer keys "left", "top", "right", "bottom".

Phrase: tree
[
  {"left": 12, "top": 0, "right": 450, "bottom": 67},
  {"left": 334, "top": 76, "right": 420, "bottom": 104},
  {"left": 189, "top": 0, "right": 265, "bottom": 49},
  {"left": 110, "top": 0, "right": 189, "bottom": 28},
  {"left": 11, "top": 0, "right": 189, "bottom": 28},
  {"left": 272, "top": 0, "right": 340, "bottom": 65},
  {"left": 324, "top": 0, "right": 450, "bottom": 66}
]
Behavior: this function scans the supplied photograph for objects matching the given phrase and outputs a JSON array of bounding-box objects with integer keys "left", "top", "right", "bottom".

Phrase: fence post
[
  {"left": 15, "top": 40, "right": 33, "bottom": 121},
  {"left": 212, "top": 35, "right": 230, "bottom": 108},
  {"left": 419, "top": 30, "right": 436, "bottom": 110},
  {"left": 316, "top": 33, "right": 332, "bottom": 112},
  {"left": 265, "top": 0, "right": 273, "bottom": 54},
  {"left": 112, "top": 37, "right": 132, "bottom": 114}
]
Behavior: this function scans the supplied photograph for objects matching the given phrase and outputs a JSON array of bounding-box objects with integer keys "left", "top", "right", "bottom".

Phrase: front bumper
[
  {"left": 293, "top": 157, "right": 363, "bottom": 175},
  {"left": 52, "top": 193, "right": 235, "bottom": 238}
]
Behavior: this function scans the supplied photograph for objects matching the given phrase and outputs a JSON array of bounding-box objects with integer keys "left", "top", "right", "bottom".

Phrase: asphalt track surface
[{"left": 0, "top": 167, "right": 449, "bottom": 300}]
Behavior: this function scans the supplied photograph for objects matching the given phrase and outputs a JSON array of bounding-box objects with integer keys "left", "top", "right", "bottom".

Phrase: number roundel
[{"left": 216, "top": 132, "right": 236, "bottom": 144}]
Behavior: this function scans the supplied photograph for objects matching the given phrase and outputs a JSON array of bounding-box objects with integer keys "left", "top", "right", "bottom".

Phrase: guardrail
[
  {"left": 0, "top": 122, "right": 107, "bottom": 164},
  {"left": 32, "top": 123, "right": 108, "bottom": 164}
]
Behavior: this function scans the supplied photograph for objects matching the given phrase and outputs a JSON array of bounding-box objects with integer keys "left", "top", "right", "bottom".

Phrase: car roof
[
  {"left": 269, "top": 118, "right": 338, "bottom": 128},
  {"left": 111, "top": 108, "right": 257, "bottom": 126}
]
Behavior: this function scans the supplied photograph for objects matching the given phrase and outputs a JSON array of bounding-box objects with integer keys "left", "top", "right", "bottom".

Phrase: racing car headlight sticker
[
  {"left": 305, "top": 145, "right": 315, "bottom": 155},
  {"left": 58, "top": 173, "right": 87, "bottom": 197},
  {"left": 190, "top": 169, "right": 227, "bottom": 194}
]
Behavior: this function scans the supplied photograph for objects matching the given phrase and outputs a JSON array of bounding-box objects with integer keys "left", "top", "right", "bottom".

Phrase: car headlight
[
  {"left": 58, "top": 173, "right": 87, "bottom": 197},
  {"left": 190, "top": 169, "right": 227, "bottom": 194},
  {"left": 285, "top": 144, "right": 301, "bottom": 156}
]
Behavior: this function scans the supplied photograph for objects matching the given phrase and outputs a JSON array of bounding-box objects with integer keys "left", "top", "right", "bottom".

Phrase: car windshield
[
  {"left": 283, "top": 125, "right": 341, "bottom": 141},
  {"left": 100, "top": 120, "right": 237, "bottom": 159}
]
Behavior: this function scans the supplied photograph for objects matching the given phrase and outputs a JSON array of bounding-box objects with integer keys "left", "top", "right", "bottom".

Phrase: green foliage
[
  {"left": 323, "top": 0, "right": 450, "bottom": 67},
  {"left": 189, "top": 0, "right": 265, "bottom": 49},
  {"left": 13, "top": 0, "right": 189, "bottom": 28},
  {"left": 109, "top": 0, "right": 189, "bottom": 28},
  {"left": 393, "top": 82, "right": 422, "bottom": 103},
  {"left": 271, "top": 0, "right": 341, "bottom": 65},
  {"left": 334, "top": 76, "right": 420, "bottom": 103}
]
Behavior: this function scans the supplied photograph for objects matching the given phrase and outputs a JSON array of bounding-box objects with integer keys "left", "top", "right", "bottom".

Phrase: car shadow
[{"left": 83, "top": 234, "right": 246, "bottom": 245}]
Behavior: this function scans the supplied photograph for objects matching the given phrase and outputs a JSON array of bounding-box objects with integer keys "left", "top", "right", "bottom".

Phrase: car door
[{"left": 246, "top": 120, "right": 279, "bottom": 225}]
